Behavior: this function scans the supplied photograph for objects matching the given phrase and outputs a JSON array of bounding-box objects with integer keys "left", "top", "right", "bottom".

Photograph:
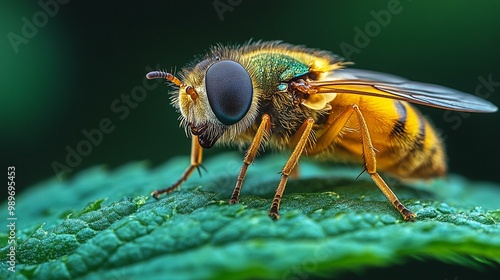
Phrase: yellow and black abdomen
[{"left": 321, "top": 94, "right": 447, "bottom": 180}]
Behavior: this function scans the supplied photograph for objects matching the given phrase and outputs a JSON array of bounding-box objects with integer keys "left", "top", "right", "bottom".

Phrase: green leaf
[{"left": 1, "top": 153, "right": 500, "bottom": 279}]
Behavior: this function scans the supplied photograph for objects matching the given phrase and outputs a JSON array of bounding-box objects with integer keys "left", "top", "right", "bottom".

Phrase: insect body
[{"left": 146, "top": 41, "right": 497, "bottom": 221}]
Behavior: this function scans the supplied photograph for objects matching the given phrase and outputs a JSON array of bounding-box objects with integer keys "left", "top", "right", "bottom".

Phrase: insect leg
[
  {"left": 151, "top": 135, "right": 203, "bottom": 199},
  {"left": 230, "top": 114, "right": 271, "bottom": 204},
  {"left": 269, "top": 117, "right": 315, "bottom": 220},
  {"left": 312, "top": 104, "right": 416, "bottom": 221},
  {"left": 350, "top": 105, "right": 416, "bottom": 221}
]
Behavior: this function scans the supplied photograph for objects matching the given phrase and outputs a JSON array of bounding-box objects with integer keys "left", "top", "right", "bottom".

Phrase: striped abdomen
[{"left": 320, "top": 95, "right": 447, "bottom": 179}]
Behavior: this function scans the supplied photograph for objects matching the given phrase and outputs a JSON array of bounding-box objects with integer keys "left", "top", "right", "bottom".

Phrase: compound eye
[{"left": 205, "top": 60, "right": 253, "bottom": 125}]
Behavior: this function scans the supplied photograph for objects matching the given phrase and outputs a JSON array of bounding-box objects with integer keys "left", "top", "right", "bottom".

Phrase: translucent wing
[{"left": 309, "top": 69, "right": 498, "bottom": 113}]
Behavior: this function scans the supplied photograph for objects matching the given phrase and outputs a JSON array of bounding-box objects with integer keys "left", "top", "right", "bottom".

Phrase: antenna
[{"left": 146, "top": 70, "right": 198, "bottom": 101}]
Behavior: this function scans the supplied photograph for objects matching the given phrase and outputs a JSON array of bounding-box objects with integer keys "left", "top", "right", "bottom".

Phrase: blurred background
[{"left": 2, "top": 0, "right": 500, "bottom": 199}]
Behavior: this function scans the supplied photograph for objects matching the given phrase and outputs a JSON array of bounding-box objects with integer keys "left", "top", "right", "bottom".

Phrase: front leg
[
  {"left": 151, "top": 135, "right": 203, "bottom": 199},
  {"left": 229, "top": 114, "right": 271, "bottom": 204}
]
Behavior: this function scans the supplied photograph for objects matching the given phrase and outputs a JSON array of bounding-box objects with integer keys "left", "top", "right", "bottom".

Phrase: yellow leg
[
  {"left": 312, "top": 104, "right": 416, "bottom": 221},
  {"left": 151, "top": 135, "right": 203, "bottom": 199},
  {"left": 230, "top": 114, "right": 271, "bottom": 203},
  {"left": 269, "top": 118, "right": 315, "bottom": 219}
]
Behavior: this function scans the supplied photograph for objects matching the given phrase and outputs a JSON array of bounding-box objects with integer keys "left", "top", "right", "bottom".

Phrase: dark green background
[{"left": 2, "top": 0, "right": 500, "bottom": 199}]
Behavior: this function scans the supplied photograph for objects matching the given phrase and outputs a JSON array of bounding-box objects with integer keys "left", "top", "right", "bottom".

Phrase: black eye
[{"left": 205, "top": 60, "right": 253, "bottom": 125}]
